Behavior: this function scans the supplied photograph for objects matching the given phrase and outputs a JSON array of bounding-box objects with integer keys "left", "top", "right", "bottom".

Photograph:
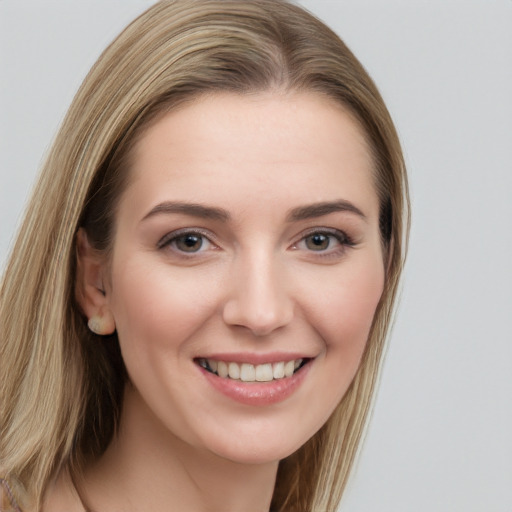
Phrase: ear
[{"left": 75, "top": 228, "right": 116, "bottom": 335}]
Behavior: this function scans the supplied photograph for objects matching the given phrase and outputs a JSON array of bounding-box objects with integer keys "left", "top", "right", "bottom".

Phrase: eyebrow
[
  {"left": 141, "top": 201, "right": 231, "bottom": 222},
  {"left": 141, "top": 199, "right": 366, "bottom": 224},
  {"left": 286, "top": 200, "right": 367, "bottom": 222}
]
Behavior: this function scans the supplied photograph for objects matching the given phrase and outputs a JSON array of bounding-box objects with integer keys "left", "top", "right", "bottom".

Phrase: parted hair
[{"left": 0, "top": 1, "right": 409, "bottom": 510}]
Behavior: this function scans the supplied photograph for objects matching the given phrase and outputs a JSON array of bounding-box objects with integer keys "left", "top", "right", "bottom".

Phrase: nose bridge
[{"left": 222, "top": 244, "right": 293, "bottom": 336}]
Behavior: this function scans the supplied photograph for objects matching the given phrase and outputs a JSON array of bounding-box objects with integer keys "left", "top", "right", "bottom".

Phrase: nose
[{"left": 222, "top": 251, "right": 294, "bottom": 337}]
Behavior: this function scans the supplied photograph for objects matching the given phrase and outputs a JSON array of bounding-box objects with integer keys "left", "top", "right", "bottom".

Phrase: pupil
[
  {"left": 307, "top": 234, "right": 329, "bottom": 251},
  {"left": 178, "top": 234, "right": 202, "bottom": 252}
]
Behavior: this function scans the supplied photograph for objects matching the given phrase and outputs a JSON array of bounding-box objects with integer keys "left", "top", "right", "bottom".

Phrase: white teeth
[
  {"left": 255, "top": 363, "right": 273, "bottom": 382},
  {"left": 284, "top": 360, "right": 295, "bottom": 378},
  {"left": 228, "top": 362, "right": 240, "bottom": 380},
  {"left": 202, "top": 358, "right": 307, "bottom": 381},
  {"left": 217, "top": 361, "right": 229, "bottom": 378},
  {"left": 272, "top": 361, "right": 285, "bottom": 379},
  {"left": 240, "top": 363, "right": 256, "bottom": 382}
]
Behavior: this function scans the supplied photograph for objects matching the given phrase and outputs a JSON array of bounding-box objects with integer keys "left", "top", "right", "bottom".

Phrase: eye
[
  {"left": 304, "top": 233, "right": 333, "bottom": 251},
  {"left": 173, "top": 233, "right": 205, "bottom": 253},
  {"left": 292, "top": 229, "right": 354, "bottom": 255},
  {"left": 158, "top": 229, "right": 215, "bottom": 254}
]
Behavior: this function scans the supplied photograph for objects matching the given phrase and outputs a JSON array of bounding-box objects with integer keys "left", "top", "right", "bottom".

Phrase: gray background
[{"left": 1, "top": 1, "right": 511, "bottom": 510}]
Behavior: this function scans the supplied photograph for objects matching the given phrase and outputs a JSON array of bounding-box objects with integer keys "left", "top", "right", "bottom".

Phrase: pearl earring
[{"left": 88, "top": 315, "right": 106, "bottom": 335}]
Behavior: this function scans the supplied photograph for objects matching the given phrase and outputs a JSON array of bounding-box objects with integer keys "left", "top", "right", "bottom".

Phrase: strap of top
[{"left": 0, "top": 478, "right": 22, "bottom": 512}]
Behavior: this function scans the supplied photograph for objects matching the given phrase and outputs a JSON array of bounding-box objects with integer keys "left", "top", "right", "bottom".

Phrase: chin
[{"left": 200, "top": 422, "right": 318, "bottom": 466}]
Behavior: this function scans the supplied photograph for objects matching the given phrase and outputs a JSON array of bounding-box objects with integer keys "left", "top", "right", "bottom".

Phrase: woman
[{"left": 0, "top": 1, "right": 409, "bottom": 510}]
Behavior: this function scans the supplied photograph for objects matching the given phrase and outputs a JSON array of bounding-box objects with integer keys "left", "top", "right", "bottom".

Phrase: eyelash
[
  {"left": 292, "top": 228, "right": 355, "bottom": 258},
  {"left": 157, "top": 227, "right": 355, "bottom": 258},
  {"left": 157, "top": 228, "right": 217, "bottom": 256}
]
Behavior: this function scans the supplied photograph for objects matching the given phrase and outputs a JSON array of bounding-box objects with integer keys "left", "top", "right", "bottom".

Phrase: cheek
[
  {"left": 306, "top": 256, "right": 385, "bottom": 362},
  {"left": 108, "top": 258, "right": 221, "bottom": 358},
  {"left": 311, "top": 261, "right": 385, "bottom": 418}
]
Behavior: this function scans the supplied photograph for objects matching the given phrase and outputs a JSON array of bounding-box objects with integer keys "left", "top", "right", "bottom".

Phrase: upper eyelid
[
  {"left": 290, "top": 231, "right": 356, "bottom": 263},
  {"left": 156, "top": 226, "right": 354, "bottom": 250},
  {"left": 157, "top": 227, "right": 217, "bottom": 249},
  {"left": 294, "top": 227, "right": 352, "bottom": 243}
]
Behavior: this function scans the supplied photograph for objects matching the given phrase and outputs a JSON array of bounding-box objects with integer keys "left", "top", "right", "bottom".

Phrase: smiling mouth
[{"left": 195, "top": 358, "right": 309, "bottom": 382}]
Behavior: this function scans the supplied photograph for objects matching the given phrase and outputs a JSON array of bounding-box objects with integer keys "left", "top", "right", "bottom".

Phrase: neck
[{"left": 80, "top": 383, "right": 278, "bottom": 512}]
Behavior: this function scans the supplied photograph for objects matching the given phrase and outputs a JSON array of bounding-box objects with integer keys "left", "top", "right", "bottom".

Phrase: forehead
[{"left": 120, "top": 91, "right": 378, "bottom": 222}]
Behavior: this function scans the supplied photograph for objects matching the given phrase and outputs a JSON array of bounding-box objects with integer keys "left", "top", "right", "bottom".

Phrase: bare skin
[
  {"left": 44, "top": 91, "right": 384, "bottom": 512},
  {"left": 44, "top": 386, "right": 276, "bottom": 512},
  {"left": 42, "top": 471, "right": 83, "bottom": 512}
]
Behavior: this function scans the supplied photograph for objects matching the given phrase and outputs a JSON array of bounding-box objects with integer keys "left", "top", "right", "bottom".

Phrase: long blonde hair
[{"left": 0, "top": 1, "right": 409, "bottom": 510}]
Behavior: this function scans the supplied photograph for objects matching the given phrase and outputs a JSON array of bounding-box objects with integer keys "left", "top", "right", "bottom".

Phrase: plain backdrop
[{"left": 1, "top": 1, "right": 511, "bottom": 511}]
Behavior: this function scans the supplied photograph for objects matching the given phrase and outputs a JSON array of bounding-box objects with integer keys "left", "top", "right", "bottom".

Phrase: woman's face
[{"left": 103, "top": 92, "right": 385, "bottom": 464}]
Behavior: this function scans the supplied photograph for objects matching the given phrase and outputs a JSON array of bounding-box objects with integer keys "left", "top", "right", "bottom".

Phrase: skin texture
[{"left": 64, "top": 91, "right": 385, "bottom": 512}]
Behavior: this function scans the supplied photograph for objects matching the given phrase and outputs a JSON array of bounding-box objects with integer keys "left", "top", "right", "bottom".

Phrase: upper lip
[{"left": 195, "top": 352, "right": 315, "bottom": 365}]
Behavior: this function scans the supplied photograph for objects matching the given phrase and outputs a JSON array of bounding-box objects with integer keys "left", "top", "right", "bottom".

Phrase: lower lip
[{"left": 198, "top": 362, "right": 312, "bottom": 406}]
